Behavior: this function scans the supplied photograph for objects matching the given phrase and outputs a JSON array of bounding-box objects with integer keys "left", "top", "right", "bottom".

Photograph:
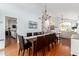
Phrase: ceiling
[
  {"left": 0, "top": 3, "right": 79, "bottom": 19},
  {"left": 0, "top": 3, "right": 79, "bottom": 13},
  {"left": 7, "top": 3, "right": 79, "bottom": 14}
]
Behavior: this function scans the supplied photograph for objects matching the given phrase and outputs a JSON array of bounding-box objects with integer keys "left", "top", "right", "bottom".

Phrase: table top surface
[{"left": 24, "top": 32, "right": 61, "bottom": 40}]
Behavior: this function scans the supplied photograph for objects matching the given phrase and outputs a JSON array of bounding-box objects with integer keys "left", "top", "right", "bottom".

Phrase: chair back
[
  {"left": 45, "top": 34, "right": 52, "bottom": 44},
  {"left": 37, "top": 36, "right": 45, "bottom": 51},
  {"left": 45, "top": 34, "right": 51, "bottom": 45},
  {"left": 50, "top": 33, "right": 58, "bottom": 42},
  {"left": 33, "top": 32, "right": 38, "bottom": 36},
  {"left": 52, "top": 33, "right": 58, "bottom": 39},
  {"left": 38, "top": 32, "right": 42, "bottom": 35},
  {"left": 18, "top": 35, "right": 25, "bottom": 50},
  {"left": 27, "top": 33, "right": 32, "bottom": 37}
]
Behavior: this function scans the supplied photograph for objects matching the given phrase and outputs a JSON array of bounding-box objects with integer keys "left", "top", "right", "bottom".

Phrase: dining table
[{"left": 23, "top": 32, "right": 61, "bottom": 55}]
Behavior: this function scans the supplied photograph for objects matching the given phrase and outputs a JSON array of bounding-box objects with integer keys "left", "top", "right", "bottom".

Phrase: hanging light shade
[{"left": 39, "top": 4, "right": 51, "bottom": 33}]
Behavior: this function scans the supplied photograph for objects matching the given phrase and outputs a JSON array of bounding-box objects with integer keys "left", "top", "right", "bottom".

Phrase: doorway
[{"left": 5, "top": 16, "right": 17, "bottom": 48}]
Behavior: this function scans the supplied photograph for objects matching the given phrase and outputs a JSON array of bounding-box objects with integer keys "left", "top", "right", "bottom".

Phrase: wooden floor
[{"left": 5, "top": 38, "right": 71, "bottom": 56}]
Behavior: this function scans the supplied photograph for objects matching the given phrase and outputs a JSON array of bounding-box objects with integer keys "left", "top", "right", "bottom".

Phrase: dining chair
[
  {"left": 33, "top": 36, "right": 46, "bottom": 56},
  {"left": 18, "top": 35, "right": 32, "bottom": 56},
  {"left": 33, "top": 32, "right": 38, "bottom": 36},
  {"left": 45, "top": 34, "right": 52, "bottom": 51},
  {"left": 27, "top": 33, "right": 32, "bottom": 37},
  {"left": 38, "top": 32, "right": 42, "bottom": 35},
  {"left": 50, "top": 33, "right": 58, "bottom": 46}
]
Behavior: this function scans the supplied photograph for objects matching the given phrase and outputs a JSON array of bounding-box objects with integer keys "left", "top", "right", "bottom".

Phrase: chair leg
[
  {"left": 52, "top": 43, "right": 54, "bottom": 48},
  {"left": 22, "top": 49, "right": 25, "bottom": 56},
  {"left": 42, "top": 49, "right": 45, "bottom": 56},
  {"left": 48, "top": 45, "right": 50, "bottom": 51},
  {"left": 54, "top": 41, "right": 56, "bottom": 45},
  {"left": 33, "top": 51, "right": 37, "bottom": 56},
  {"left": 28, "top": 48, "right": 30, "bottom": 56},
  {"left": 55, "top": 39, "right": 58, "bottom": 45},
  {"left": 28, "top": 48, "right": 32, "bottom": 56},
  {"left": 18, "top": 48, "right": 20, "bottom": 55}
]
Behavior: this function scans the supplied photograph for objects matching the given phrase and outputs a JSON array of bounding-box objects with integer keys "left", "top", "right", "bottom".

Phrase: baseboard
[
  {"left": 0, "top": 48, "right": 5, "bottom": 51},
  {"left": 72, "top": 54, "right": 77, "bottom": 56}
]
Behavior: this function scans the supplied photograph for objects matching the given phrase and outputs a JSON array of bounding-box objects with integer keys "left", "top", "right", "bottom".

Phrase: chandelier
[{"left": 39, "top": 5, "right": 51, "bottom": 33}]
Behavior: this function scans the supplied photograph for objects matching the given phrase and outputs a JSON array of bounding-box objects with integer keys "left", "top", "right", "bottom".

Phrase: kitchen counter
[{"left": 71, "top": 34, "right": 79, "bottom": 56}]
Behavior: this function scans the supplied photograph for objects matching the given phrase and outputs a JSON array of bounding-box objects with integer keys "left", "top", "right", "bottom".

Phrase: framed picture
[{"left": 28, "top": 21, "right": 37, "bottom": 29}]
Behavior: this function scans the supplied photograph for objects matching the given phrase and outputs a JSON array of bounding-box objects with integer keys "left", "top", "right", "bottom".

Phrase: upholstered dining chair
[
  {"left": 44, "top": 33, "right": 57, "bottom": 49},
  {"left": 45, "top": 34, "right": 51, "bottom": 51},
  {"left": 50, "top": 33, "right": 58, "bottom": 46},
  {"left": 33, "top": 36, "right": 46, "bottom": 56},
  {"left": 18, "top": 35, "right": 32, "bottom": 56},
  {"left": 27, "top": 33, "right": 32, "bottom": 37},
  {"left": 33, "top": 32, "right": 38, "bottom": 36}
]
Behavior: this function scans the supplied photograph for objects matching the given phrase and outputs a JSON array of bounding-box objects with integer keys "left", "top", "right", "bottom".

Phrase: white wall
[
  {"left": 0, "top": 15, "right": 5, "bottom": 49},
  {"left": 0, "top": 4, "right": 42, "bottom": 49}
]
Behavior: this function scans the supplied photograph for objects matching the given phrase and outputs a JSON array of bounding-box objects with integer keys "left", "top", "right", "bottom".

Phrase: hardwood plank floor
[{"left": 5, "top": 38, "right": 71, "bottom": 56}]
